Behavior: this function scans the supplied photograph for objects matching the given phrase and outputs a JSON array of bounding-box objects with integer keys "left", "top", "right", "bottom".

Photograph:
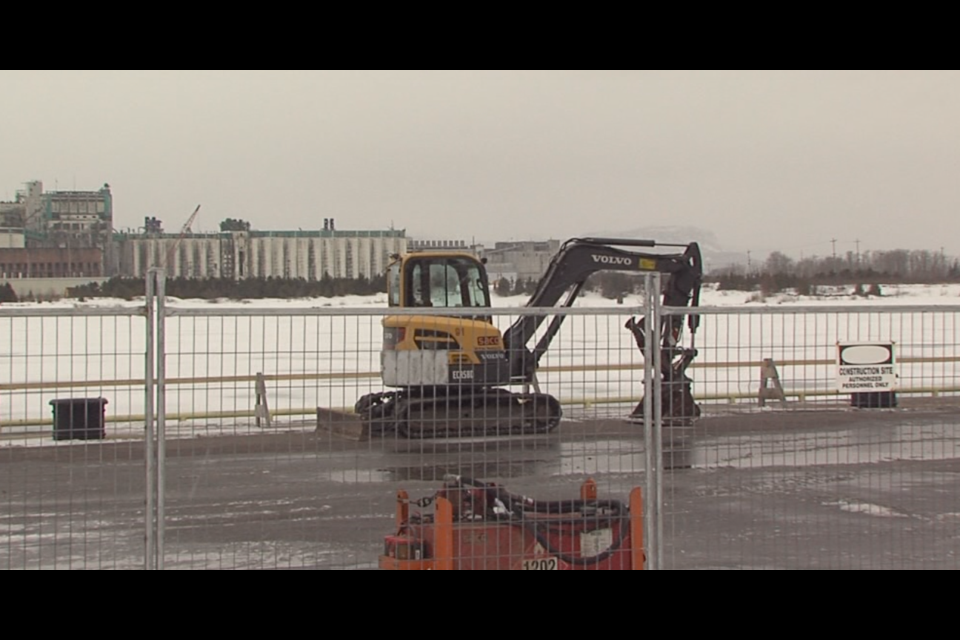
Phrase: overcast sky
[{"left": 2, "top": 70, "right": 958, "bottom": 258}]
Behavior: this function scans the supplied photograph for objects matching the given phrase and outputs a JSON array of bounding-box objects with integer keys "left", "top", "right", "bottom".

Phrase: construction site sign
[{"left": 837, "top": 342, "right": 897, "bottom": 392}]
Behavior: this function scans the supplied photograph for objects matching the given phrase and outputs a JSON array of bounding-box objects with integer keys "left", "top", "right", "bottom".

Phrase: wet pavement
[{"left": 2, "top": 401, "right": 959, "bottom": 569}]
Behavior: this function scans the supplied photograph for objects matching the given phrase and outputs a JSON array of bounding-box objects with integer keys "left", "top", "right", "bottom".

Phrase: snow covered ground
[{"left": 2, "top": 283, "right": 959, "bottom": 444}]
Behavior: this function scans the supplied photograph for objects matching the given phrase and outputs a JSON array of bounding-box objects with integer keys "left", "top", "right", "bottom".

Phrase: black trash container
[
  {"left": 50, "top": 398, "right": 108, "bottom": 441},
  {"left": 851, "top": 391, "right": 898, "bottom": 409}
]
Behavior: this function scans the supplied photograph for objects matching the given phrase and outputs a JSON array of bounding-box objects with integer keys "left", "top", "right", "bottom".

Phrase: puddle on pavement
[
  {"left": 691, "top": 422, "right": 960, "bottom": 470},
  {"left": 321, "top": 421, "right": 960, "bottom": 482}
]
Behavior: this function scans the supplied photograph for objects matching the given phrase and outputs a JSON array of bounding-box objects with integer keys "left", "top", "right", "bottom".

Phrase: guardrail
[
  {"left": 4, "top": 356, "right": 959, "bottom": 430},
  {"left": 5, "top": 355, "right": 959, "bottom": 393}
]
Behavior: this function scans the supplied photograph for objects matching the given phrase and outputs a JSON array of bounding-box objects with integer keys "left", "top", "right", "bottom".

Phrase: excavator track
[{"left": 356, "top": 389, "right": 562, "bottom": 439}]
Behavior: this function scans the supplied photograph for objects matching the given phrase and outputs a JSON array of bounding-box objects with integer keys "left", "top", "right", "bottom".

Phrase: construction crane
[{"left": 164, "top": 205, "right": 201, "bottom": 272}]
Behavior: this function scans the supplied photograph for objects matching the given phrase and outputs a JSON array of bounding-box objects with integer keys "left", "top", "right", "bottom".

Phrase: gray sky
[{"left": 2, "top": 70, "right": 959, "bottom": 257}]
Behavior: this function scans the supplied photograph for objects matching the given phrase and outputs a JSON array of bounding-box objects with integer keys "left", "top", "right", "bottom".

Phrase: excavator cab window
[{"left": 403, "top": 256, "right": 490, "bottom": 309}]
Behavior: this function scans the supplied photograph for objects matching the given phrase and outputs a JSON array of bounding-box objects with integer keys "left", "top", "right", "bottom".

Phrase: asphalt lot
[{"left": 2, "top": 400, "right": 959, "bottom": 569}]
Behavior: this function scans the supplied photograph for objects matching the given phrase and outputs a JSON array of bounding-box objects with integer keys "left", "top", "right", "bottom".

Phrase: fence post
[
  {"left": 144, "top": 269, "right": 156, "bottom": 570},
  {"left": 156, "top": 269, "right": 167, "bottom": 571},
  {"left": 255, "top": 372, "right": 272, "bottom": 428},
  {"left": 642, "top": 273, "right": 664, "bottom": 570},
  {"left": 144, "top": 267, "right": 167, "bottom": 570},
  {"left": 651, "top": 273, "right": 664, "bottom": 571}
]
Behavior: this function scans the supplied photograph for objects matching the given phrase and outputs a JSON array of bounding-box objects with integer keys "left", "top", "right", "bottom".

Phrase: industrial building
[
  {"left": 3, "top": 181, "right": 572, "bottom": 294},
  {"left": 1, "top": 181, "right": 409, "bottom": 283},
  {"left": 0, "top": 228, "right": 26, "bottom": 249},
  {"left": 0, "top": 178, "right": 558, "bottom": 292},
  {"left": 407, "top": 239, "right": 478, "bottom": 254},
  {"left": 0, "top": 247, "right": 103, "bottom": 279},
  {"left": 0, "top": 181, "right": 113, "bottom": 248},
  {"left": 480, "top": 240, "right": 563, "bottom": 283},
  {"left": 115, "top": 229, "right": 407, "bottom": 281},
  {"left": 1, "top": 181, "right": 113, "bottom": 296},
  {"left": 1, "top": 180, "right": 113, "bottom": 275}
]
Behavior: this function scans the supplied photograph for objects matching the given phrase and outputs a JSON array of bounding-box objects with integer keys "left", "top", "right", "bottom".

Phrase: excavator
[{"left": 317, "top": 237, "right": 703, "bottom": 439}]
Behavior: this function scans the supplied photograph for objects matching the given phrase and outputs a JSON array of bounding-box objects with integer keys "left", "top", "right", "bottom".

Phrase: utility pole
[
  {"left": 831, "top": 238, "right": 837, "bottom": 259},
  {"left": 855, "top": 239, "right": 861, "bottom": 265}
]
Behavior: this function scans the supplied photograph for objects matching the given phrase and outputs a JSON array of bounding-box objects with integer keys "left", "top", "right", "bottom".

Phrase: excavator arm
[{"left": 501, "top": 238, "right": 703, "bottom": 384}]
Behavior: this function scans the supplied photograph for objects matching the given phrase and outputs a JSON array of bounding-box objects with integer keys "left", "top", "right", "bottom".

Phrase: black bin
[
  {"left": 851, "top": 391, "right": 898, "bottom": 409},
  {"left": 50, "top": 398, "right": 108, "bottom": 441}
]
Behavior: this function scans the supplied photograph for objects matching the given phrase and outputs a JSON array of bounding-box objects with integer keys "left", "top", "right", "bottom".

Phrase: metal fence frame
[
  {"left": 149, "top": 271, "right": 666, "bottom": 567},
  {"left": 0, "top": 291, "right": 153, "bottom": 570},
  {"left": 4, "top": 270, "right": 960, "bottom": 569},
  {"left": 660, "top": 298, "right": 960, "bottom": 570}
]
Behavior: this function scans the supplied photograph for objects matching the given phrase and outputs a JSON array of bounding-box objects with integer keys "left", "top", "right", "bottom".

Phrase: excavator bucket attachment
[
  {"left": 631, "top": 382, "right": 701, "bottom": 426},
  {"left": 316, "top": 407, "right": 369, "bottom": 441},
  {"left": 626, "top": 318, "right": 701, "bottom": 426}
]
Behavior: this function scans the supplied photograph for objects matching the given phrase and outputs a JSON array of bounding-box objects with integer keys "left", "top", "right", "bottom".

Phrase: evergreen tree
[
  {"left": 512, "top": 278, "right": 527, "bottom": 296},
  {"left": 220, "top": 218, "right": 252, "bottom": 232},
  {"left": 0, "top": 283, "right": 18, "bottom": 303}
]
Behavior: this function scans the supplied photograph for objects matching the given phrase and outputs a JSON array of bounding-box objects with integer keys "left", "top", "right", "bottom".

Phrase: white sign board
[{"left": 837, "top": 342, "right": 897, "bottom": 392}]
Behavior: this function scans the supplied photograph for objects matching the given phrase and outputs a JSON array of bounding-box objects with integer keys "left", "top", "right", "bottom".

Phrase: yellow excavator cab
[{"left": 381, "top": 252, "right": 509, "bottom": 388}]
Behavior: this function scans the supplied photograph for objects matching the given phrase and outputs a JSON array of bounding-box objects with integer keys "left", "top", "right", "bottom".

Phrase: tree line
[
  {"left": 712, "top": 249, "right": 960, "bottom": 295},
  {"left": 63, "top": 272, "right": 641, "bottom": 302},
  {"left": 66, "top": 274, "right": 387, "bottom": 301},
  {"left": 495, "top": 272, "right": 642, "bottom": 300}
]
